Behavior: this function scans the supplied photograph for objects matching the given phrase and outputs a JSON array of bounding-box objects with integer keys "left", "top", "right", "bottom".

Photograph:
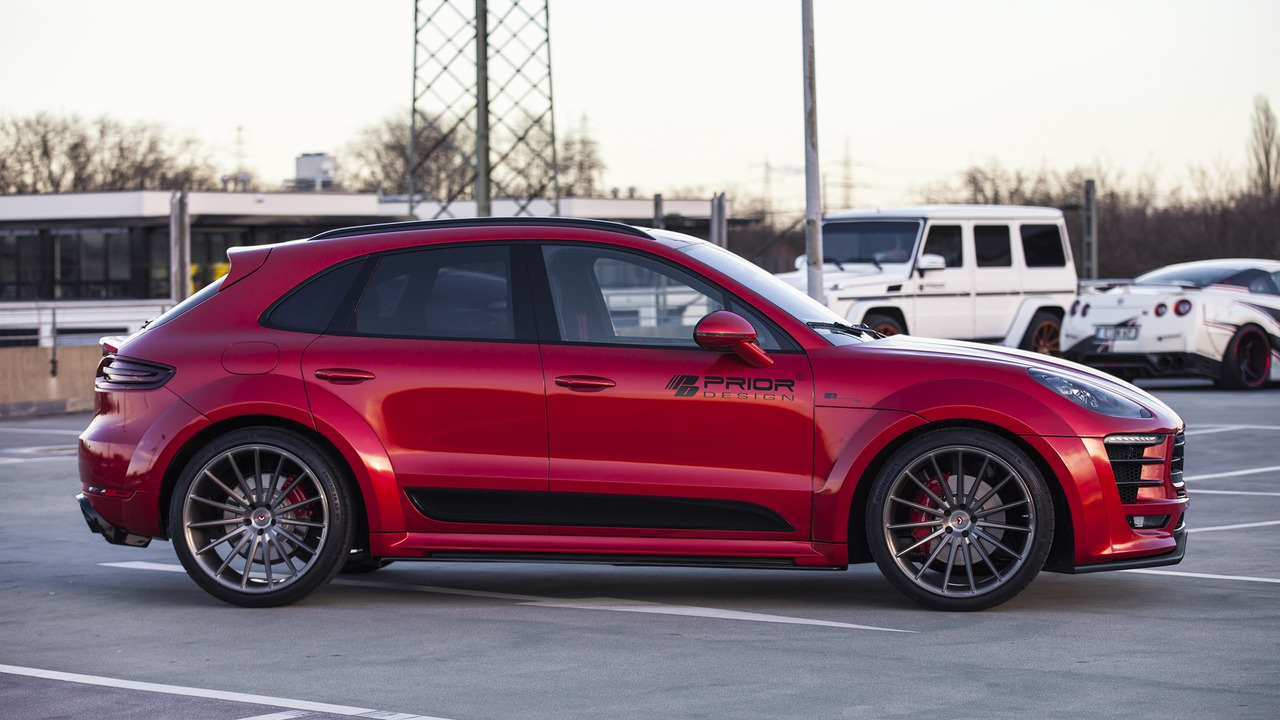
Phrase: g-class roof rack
[{"left": 308, "top": 216, "right": 653, "bottom": 242}]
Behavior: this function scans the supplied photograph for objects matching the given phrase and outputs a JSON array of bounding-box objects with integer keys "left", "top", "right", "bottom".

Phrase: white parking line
[
  {"left": 101, "top": 561, "right": 916, "bottom": 634},
  {"left": 1190, "top": 489, "right": 1280, "bottom": 497},
  {"left": 237, "top": 713, "right": 312, "bottom": 720},
  {"left": 1185, "top": 425, "right": 1280, "bottom": 436},
  {"left": 1123, "top": 569, "right": 1280, "bottom": 585},
  {"left": 0, "top": 664, "right": 446, "bottom": 719},
  {"left": 0, "top": 427, "right": 84, "bottom": 435},
  {"left": 1187, "top": 519, "right": 1280, "bottom": 534},
  {"left": 1185, "top": 465, "right": 1280, "bottom": 481}
]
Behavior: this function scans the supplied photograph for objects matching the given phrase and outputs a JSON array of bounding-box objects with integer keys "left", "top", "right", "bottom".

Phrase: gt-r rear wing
[{"left": 1076, "top": 279, "right": 1197, "bottom": 293}]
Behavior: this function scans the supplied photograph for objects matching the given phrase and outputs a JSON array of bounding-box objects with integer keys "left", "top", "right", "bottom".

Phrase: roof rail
[{"left": 308, "top": 216, "right": 652, "bottom": 242}]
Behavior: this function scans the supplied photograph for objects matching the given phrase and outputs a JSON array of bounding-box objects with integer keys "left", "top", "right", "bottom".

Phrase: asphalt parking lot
[{"left": 2, "top": 384, "right": 1277, "bottom": 720}]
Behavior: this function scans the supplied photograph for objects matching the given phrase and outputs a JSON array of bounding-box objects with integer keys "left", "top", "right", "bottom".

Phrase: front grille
[
  {"left": 95, "top": 355, "right": 176, "bottom": 391},
  {"left": 1171, "top": 431, "right": 1186, "bottom": 498},
  {"left": 1104, "top": 434, "right": 1169, "bottom": 504}
]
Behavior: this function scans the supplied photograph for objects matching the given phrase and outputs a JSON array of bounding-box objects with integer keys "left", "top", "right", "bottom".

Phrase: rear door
[{"left": 301, "top": 242, "right": 549, "bottom": 534}]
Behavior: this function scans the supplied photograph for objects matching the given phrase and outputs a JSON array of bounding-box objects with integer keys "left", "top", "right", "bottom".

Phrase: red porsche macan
[{"left": 78, "top": 218, "right": 1188, "bottom": 610}]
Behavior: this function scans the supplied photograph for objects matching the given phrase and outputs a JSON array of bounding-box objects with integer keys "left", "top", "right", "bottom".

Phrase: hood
[{"left": 816, "top": 334, "right": 1180, "bottom": 422}]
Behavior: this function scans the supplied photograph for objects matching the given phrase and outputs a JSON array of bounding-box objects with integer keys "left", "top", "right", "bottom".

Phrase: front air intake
[{"left": 1103, "top": 434, "right": 1169, "bottom": 504}]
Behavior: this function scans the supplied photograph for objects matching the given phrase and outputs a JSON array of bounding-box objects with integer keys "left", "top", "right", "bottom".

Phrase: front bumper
[
  {"left": 1065, "top": 522, "right": 1188, "bottom": 574},
  {"left": 77, "top": 493, "right": 151, "bottom": 547}
]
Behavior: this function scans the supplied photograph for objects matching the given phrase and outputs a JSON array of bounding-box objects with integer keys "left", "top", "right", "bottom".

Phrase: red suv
[{"left": 78, "top": 218, "right": 1188, "bottom": 610}]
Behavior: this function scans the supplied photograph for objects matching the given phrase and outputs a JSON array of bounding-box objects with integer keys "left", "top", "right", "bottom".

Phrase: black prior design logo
[
  {"left": 666, "top": 375, "right": 701, "bottom": 397},
  {"left": 666, "top": 374, "right": 797, "bottom": 401}
]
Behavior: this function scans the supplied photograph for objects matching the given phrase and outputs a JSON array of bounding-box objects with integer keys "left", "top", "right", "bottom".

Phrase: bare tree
[
  {"left": 345, "top": 112, "right": 474, "bottom": 200},
  {"left": 1248, "top": 95, "right": 1279, "bottom": 202},
  {"left": 0, "top": 112, "right": 217, "bottom": 194},
  {"left": 557, "top": 114, "right": 605, "bottom": 197}
]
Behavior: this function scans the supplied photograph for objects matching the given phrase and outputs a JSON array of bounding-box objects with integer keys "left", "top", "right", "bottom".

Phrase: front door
[
  {"left": 534, "top": 243, "right": 815, "bottom": 540},
  {"left": 911, "top": 223, "right": 974, "bottom": 339}
]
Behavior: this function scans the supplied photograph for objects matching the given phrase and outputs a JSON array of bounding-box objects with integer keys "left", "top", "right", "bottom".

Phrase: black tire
[
  {"left": 864, "top": 313, "right": 906, "bottom": 337},
  {"left": 866, "top": 428, "right": 1054, "bottom": 611},
  {"left": 1019, "top": 311, "right": 1061, "bottom": 355},
  {"left": 169, "top": 427, "right": 354, "bottom": 607},
  {"left": 1219, "top": 325, "right": 1271, "bottom": 390}
]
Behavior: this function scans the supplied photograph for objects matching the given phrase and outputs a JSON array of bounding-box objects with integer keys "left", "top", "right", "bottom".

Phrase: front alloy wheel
[
  {"left": 867, "top": 429, "right": 1054, "bottom": 611},
  {"left": 170, "top": 428, "right": 353, "bottom": 607}
]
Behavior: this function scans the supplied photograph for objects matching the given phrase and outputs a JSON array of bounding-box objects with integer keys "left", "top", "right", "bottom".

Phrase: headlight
[{"left": 1028, "top": 368, "right": 1153, "bottom": 418}]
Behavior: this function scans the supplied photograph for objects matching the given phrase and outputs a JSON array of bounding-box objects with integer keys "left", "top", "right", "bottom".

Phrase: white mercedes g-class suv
[{"left": 777, "top": 205, "right": 1077, "bottom": 354}]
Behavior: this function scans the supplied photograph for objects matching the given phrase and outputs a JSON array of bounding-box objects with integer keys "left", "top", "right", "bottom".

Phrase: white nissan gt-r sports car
[{"left": 1062, "top": 258, "right": 1280, "bottom": 389}]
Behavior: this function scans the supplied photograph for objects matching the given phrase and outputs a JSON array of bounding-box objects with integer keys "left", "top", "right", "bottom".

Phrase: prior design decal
[{"left": 666, "top": 374, "right": 796, "bottom": 402}]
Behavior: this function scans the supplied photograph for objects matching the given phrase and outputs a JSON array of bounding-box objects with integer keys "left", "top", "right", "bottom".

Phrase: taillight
[
  {"left": 95, "top": 355, "right": 176, "bottom": 391},
  {"left": 1174, "top": 299, "right": 1193, "bottom": 316},
  {"left": 1081, "top": 304, "right": 1090, "bottom": 318},
  {"left": 1154, "top": 303, "right": 1168, "bottom": 317},
  {"left": 1070, "top": 300, "right": 1080, "bottom": 316}
]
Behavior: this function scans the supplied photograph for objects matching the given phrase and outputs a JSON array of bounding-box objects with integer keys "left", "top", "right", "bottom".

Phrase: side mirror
[
  {"left": 916, "top": 253, "right": 946, "bottom": 277},
  {"left": 694, "top": 310, "right": 774, "bottom": 368}
]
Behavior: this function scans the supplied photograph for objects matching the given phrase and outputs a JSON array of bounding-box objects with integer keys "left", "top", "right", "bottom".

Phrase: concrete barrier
[{"left": 0, "top": 346, "right": 101, "bottom": 418}]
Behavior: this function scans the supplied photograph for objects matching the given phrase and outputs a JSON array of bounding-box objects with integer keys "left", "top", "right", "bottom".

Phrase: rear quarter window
[
  {"left": 1020, "top": 225, "right": 1067, "bottom": 267},
  {"left": 264, "top": 260, "right": 364, "bottom": 333}
]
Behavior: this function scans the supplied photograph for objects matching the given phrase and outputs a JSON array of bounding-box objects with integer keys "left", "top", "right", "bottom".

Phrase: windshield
[
  {"left": 823, "top": 220, "right": 922, "bottom": 264},
  {"left": 1136, "top": 264, "right": 1247, "bottom": 287},
  {"left": 678, "top": 240, "right": 847, "bottom": 326}
]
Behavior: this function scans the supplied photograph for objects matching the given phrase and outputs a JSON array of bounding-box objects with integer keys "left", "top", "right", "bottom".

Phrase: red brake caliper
[{"left": 909, "top": 474, "right": 948, "bottom": 555}]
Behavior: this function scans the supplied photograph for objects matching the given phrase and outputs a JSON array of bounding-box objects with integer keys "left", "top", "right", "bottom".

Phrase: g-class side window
[
  {"left": 1021, "top": 225, "right": 1067, "bottom": 267},
  {"left": 975, "top": 225, "right": 1012, "bottom": 267},
  {"left": 922, "top": 225, "right": 963, "bottom": 267}
]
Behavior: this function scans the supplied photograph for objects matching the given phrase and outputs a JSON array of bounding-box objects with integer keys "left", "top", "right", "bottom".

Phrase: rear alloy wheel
[
  {"left": 864, "top": 313, "right": 905, "bottom": 337},
  {"left": 170, "top": 428, "right": 354, "bottom": 607},
  {"left": 867, "top": 429, "right": 1054, "bottom": 611},
  {"left": 1220, "top": 325, "right": 1271, "bottom": 390},
  {"left": 1020, "top": 311, "right": 1061, "bottom": 355}
]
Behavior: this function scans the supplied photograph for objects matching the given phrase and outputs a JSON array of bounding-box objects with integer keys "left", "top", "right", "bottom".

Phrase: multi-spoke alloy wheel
[
  {"left": 1221, "top": 325, "right": 1271, "bottom": 390},
  {"left": 867, "top": 429, "right": 1053, "bottom": 611},
  {"left": 170, "top": 428, "right": 353, "bottom": 607}
]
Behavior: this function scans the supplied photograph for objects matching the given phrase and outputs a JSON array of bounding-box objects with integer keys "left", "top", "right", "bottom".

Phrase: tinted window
[
  {"left": 542, "top": 245, "right": 787, "bottom": 350},
  {"left": 923, "top": 225, "right": 962, "bottom": 267},
  {"left": 351, "top": 245, "right": 514, "bottom": 340},
  {"left": 975, "top": 225, "right": 1012, "bottom": 267},
  {"left": 823, "top": 220, "right": 921, "bottom": 263},
  {"left": 1021, "top": 225, "right": 1066, "bottom": 267},
  {"left": 266, "top": 260, "right": 364, "bottom": 333}
]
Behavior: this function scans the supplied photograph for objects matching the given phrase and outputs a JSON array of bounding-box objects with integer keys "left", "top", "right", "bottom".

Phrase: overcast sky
[{"left": 4, "top": 0, "right": 1278, "bottom": 211}]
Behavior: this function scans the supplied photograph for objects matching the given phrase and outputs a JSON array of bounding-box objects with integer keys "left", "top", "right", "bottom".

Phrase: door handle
[
  {"left": 554, "top": 375, "right": 616, "bottom": 392},
  {"left": 314, "top": 368, "right": 376, "bottom": 384}
]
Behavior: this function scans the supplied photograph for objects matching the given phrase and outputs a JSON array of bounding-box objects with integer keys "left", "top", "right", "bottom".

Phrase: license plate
[{"left": 1095, "top": 325, "right": 1139, "bottom": 341}]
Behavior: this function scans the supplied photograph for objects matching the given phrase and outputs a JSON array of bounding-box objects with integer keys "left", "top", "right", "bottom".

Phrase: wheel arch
[
  {"left": 844, "top": 418, "right": 1074, "bottom": 571},
  {"left": 859, "top": 307, "right": 908, "bottom": 334},
  {"left": 157, "top": 414, "right": 372, "bottom": 544}
]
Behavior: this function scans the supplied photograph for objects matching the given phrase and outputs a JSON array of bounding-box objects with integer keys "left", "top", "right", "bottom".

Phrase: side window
[
  {"left": 974, "top": 225, "right": 1012, "bottom": 267},
  {"left": 1021, "top": 225, "right": 1067, "bottom": 267},
  {"left": 351, "top": 244, "right": 515, "bottom": 340},
  {"left": 541, "top": 245, "right": 785, "bottom": 350},
  {"left": 922, "top": 225, "right": 963, "bottom": 267},
  {"left": 265, "top": 260, "right": 363, "bottom": 333}
]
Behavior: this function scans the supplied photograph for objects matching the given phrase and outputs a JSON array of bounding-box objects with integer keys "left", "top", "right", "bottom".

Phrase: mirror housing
[
  {"left": 694, "top": 311, "right": 774, "bottom": 368},
  {"left": 916, "top": 253, "right": 946, "bottom": 277}
]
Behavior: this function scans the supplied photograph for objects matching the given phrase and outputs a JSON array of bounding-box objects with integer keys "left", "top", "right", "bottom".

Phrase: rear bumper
[
  {"left": 76, "top": 493, "right": 151, "bottom": 548},
  {"left": 1062, "top": 350, "right": 1219, "bottom": 380}
]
